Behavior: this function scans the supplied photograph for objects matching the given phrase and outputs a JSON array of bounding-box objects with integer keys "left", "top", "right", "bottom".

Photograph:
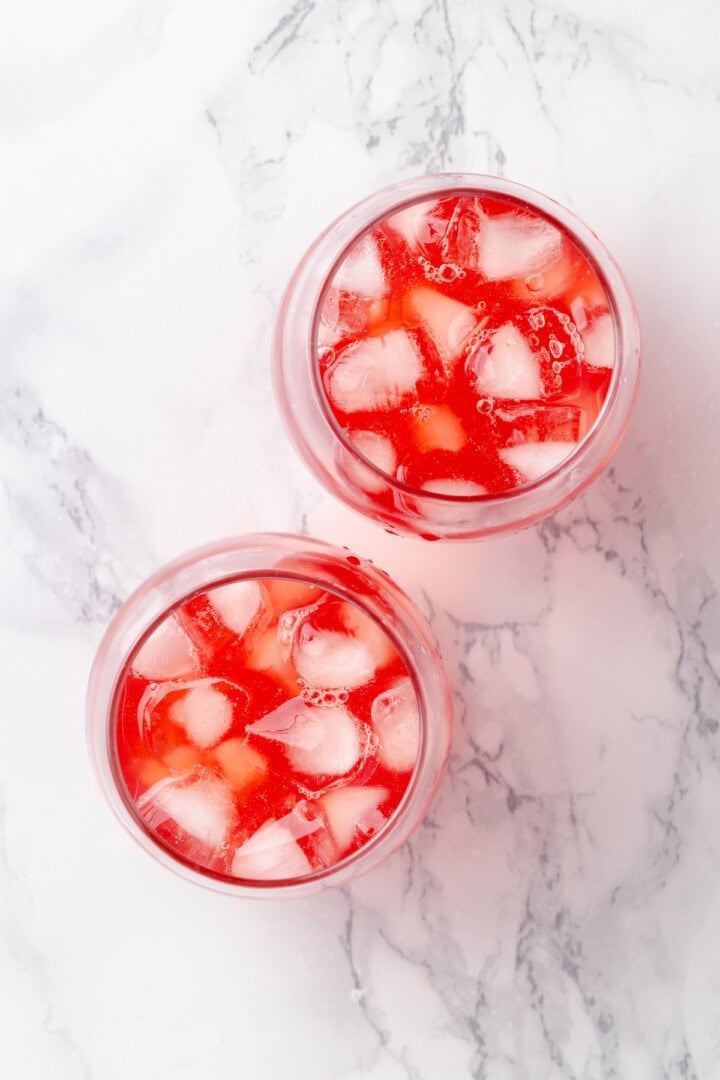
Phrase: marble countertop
[{"left": 2, "top": 1, "right": 719, "bottom": 1077}]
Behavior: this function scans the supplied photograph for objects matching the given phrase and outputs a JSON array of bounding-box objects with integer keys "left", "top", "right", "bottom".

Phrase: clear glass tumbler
[
  {"left": 86, "top": 533, "right": 453, "bottom": 897},
  {"left": 274, "top": 173, "right": 641, "bottom": 540}
]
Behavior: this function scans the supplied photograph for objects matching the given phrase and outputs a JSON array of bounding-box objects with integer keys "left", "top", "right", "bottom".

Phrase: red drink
[
  {"left": 318, "top": 193, "right": 612, "bottom": 496},
  {"left": 87, "top": 536, "right": 452, "bottom": 894},
  {"left": 274, "top": 175, "right": 640, "bottom": 538},
  {"left": 116, "top": 577, "right": 418, "bottom": 881}
]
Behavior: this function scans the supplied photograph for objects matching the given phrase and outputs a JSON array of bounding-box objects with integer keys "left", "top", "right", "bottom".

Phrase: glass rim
[
  {"left": 273, "top": 172, "right": 641, "bottom": 532},
  {"left": 86, "top": 532, "right": 452, "bottom": 898},
  {"left": 309, "top": 178, "right": 626, "bottom": 503}
]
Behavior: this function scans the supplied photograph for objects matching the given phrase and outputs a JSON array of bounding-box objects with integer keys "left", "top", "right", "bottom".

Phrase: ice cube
[
  {"left": 265, "top": 579, "right": 323, "bottom": 611},
  {"left": 570, "top": 297, "right": 588, "bottom": 332},
  {"left": 212, "top": 738, "right": 267, "bottom": 794},
  {"left": 338, "top": 602, "right": 397, "bottom": 672},
  {"left": 332, "top": 233, "right": 386, "bottom": 299},
  {"left": 407, "top": 286, "right": 478, "bottom": 367},
  {"left": 138, "top": 771, "right": 235, "bottom": 851},
  {"left": 475, "top": 212, "right": 563, "bottom": 281},
  {"left": 412, "top": 404, "right": 467, "bottom": 453},
  {"left": 206, "top": 579, "right": 265, "bottom": 638},
  {"left": 169, "top": 682, "right": 233, "bottom": 749},
  {"left": 406, "top": 286, "right": 478, "bottom": 370},
  {"left": 385, "top": 199, "right": 444, "bottom": 250},
  {"left": 247, "top": 698, "right": 362, "bottom": 777},
  {"left": 132, "top": 615, "right": 201, "bottom": 681},
  {"left": 276, "top": 596, "right": 325, "bottom": 656},
  {"left": 500, "top": 440, "right": 575, "bottom": 483},
  {"left": 163, "top": 744, "right": 203, "bottom": 773},
  {"left": 343, "top": 430, "right": 397, "bottom": 492},
  {"left": 243, "top": 624, "right": 301, "bottom": 696},
  {"left": 467, "top": 323, "right": 542, "bottom": 400},
  {"left": 319, "top": 785, "right": 389, "bottom": 852},
  {"left": 397, "top": 478, "right": 487, "bottom": 531},
  {"left": 318, "top": 291, "right": 389, "bottom": 350},
  {"left": 324, "top": 330, "right": 424, "bottom": 413},
  {"left": 292, "top": 618, "right": 376, "bottom": 690},
  {"left": 371, "top": 676, "right": 420, "bottom": 772},
  {"left": 421, "top": 478, "right": 487, "bottom": 497},
  {"left": 138, "top": 757, "right": 170, "bottom": 788},
  {"left": 230, "top": 804, "right": 318, "bottom": 880},
  {"left": 581, "top": 313, "right": 615, "bottom": 369}
]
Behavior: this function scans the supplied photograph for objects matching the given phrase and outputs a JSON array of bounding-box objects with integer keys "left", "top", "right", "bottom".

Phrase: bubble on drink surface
[
  {"left": 475, "top": 212, "right": 563, "bottom": 281},
  {"left": 581, "top": 312, "right": 615, "bottom": 369},
  {"left": 138, "top": 770, "right": 236, "bottom": 852},
  {"left": 332, "top": 233, "right": 387, "bottom": 299},
  {"left": 548, "top": 336, "right": 565, "bottom": 359},
  {"left": 230, "top": 804, "right": 319, "bottom": 880},
  {"left": 132, "top": 615, "right": 201, "bottom": 682},
  {"left": 247, "top": 698, "right": 363, "bottom": 778},
  {"left": 319, "top": 785, "right": 389, "bottom": 853},
  {"left": 371, "top": 676, "right": 421, "bottom": 772},
  {"left": 298, "top": 681, "right": 350, "bottom": 708},
  {"left": 466, "top": 323, "right": 542, "bottom": 401},
  {"left": 500, "top": 440, "right": 577, "bottom": 484},
  {"left": 206, "top": 579, "right": 266, "bottom": 638},
  {"left": 324, "top": 330, "right": 424, "bottom": 414}
]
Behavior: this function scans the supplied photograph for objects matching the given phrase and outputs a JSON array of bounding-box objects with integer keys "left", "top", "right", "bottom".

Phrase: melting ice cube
[
  {"left": 292, "top": 614, "right": 376, "bottom": 690},
  {"left": 337, "top": 602, "right": 397, "bottom": 673},
  {"left": 467, "top": 323, "right": 542, "bottom": 400},
  {"left": 371, "top": 676, "right": 420, "bottom": 772},
  {"left": 206, "top": 579, "right": 266, "bottom": 638},
  {"left": 324, "top": 330, "right": 424, "bottom": 413},
  {"left": 139, "top": 677, "right": 248, "bottom": 749},
  {"left": 167, "top": 682, "right": 233, "bottom": 749},
  {"left": 397, "top": 478, "right": 487, "bottom": 531},
  {"left": 132, "top": 615, "right": 201, "bottom": 681},
  {"left": 385, "top": 199, "right": 445, "bottom": 251},
  {"left": 212, "top": 738, "right": 267, "bottom": 793},
  {"left": 342, "top": 429, "right": 398, "bottom": 492},
  {"left": 406, "top": 286, "right": 478, "bottom": 370},
  {"left": 319, "top": 785, "right": 389, "bottom": 852},
  {"left": 138, "top": 770, "right": 235, "bottom": 851},
  {"left": 412, "top": 404, "right": 467, "bottom": 453},
  {"left": 475, "top": 212, "right": 563, "bottom": 281},
  {"left": 230, "top": 804, "right": 318, "bottom": 880},
  {"left": 332, "top": 233, "right": 387, "bottom": 299},
  {"left": 581, "top": 313, "right": 615, "bottom": 369},
  {"left": 247, "top": 698, "right": 362, "bottom": 777},
  {"left": 421, "top": 478, "right": 487, "bottom": 497},
  {"left": 500, "top": 440, "right": 575, "bottom": 483}
]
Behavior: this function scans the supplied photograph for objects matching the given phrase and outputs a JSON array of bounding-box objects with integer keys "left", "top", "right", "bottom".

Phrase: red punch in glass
[
  {"left": 86, "top": 535, "right": 452, "bottom": 896},
  {"left": 274, "top": 174, "right": 640, "bottom": 539}
]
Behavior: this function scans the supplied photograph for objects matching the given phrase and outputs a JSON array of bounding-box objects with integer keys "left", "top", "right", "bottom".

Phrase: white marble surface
[{"left": 1, "top": 1, "right": 719, "bottom": 1076}]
